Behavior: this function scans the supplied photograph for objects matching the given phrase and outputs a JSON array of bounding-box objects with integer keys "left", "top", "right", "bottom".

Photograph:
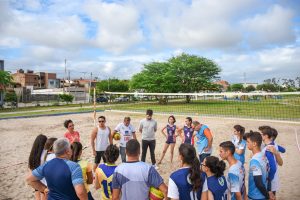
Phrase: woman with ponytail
[
  {"left": 232, "top": 125, "right": 246, "bottom": 165},
  {"left": 71, "top": 142, "right": 94, "bottom": 200},
  {"left": 28, "top": 134, "right": 47, "bottom": 200},
  {"left": 201, "top": 156, "right": 227, "bottom": 200},
  {"left": 168, "top": 143, "right": 208, "bottom": 200}
]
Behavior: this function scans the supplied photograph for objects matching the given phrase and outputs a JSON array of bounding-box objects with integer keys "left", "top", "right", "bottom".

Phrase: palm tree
[{"left": 0, "top": 70, "right": 13, "bottom": 107}]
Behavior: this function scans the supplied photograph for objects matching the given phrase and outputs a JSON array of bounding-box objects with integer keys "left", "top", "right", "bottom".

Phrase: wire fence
[{"left": 101, "top": 92, "right": 300, "bottom": 121}]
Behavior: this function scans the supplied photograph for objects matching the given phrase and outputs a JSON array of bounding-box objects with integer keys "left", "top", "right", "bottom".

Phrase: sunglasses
[{"left": 98, "top": 121, "right": 105, "bottom": 123}]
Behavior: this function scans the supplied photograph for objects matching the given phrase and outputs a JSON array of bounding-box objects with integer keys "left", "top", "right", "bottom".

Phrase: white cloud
[
  {"left": 84, "top": 0, "right": 144, "bottom": 54},
  {"left": 0, "top": 37, "right": 21, "bottom": 48},
  {"left": 241, "top": 4, "right": 296, "bottom": 47},
  {"left": 217, "top": 46, "right": 300, "bottom": 83},
  {"left": 141, "top": 0, "right": 256, "bottom": 49}
]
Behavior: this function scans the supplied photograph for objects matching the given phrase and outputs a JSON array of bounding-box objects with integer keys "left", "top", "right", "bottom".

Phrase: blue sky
[{"left": 0, "top": 0, "right": 299, "bottom": 83}]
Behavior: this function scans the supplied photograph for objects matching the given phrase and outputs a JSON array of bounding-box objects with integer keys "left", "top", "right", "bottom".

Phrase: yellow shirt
[{"left": 78, "top": 160, "right": 92, "bottom": 192}]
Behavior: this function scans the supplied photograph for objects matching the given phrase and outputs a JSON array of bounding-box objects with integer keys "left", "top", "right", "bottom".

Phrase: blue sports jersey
[
  {"left": 206, "top": 174, "right": 227, "bottom": 200},
  {"left": 227, "top": 161, "right": 246, "bottom": 200},
  {"left": 248, "top": 152, "right": 268, "bottom": 200},
  {"left": 166, "top": 124, "right": 176, "bottom": 143},
  {"left": 169, "top": 168, "right": 206, "bottom": 200},
  {"left": 232, "top": 137, "right": 246, "bottom": 165},
  {"left": 195, "top": 125, "right": 209, "bottom": 154},
  {"left": 183, "top": 126, "right": 194, "bottom": 144},
  {"left": 96, "top": 163, "right": 117, "bottom": 200},
  {"left": 32, "top": 158, "right": 83, "bottom": 200}
]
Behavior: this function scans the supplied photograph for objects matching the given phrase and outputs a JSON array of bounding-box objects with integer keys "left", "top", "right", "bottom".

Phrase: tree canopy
[
  {"left": 96, "top": 78, "right": 129, "bottom": 93},
  {"left": 130, "top": 53, "right": 221, "bottom": 93},
  {"left": 0, "top": 70, "right": 13, "bottom": 91}
]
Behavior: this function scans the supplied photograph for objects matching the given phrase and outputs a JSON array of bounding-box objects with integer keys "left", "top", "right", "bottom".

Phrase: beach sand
[{"left": 0, "top": 111, "right": 299, "bottom": 199}]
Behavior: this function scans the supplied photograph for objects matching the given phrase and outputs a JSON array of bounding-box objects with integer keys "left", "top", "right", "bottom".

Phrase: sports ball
[
  {"left": 149, "top": 186, "right": 164, "bottom": 200},
  {"left": 114, "top": 132, "right": 121, "bottom": 140}
]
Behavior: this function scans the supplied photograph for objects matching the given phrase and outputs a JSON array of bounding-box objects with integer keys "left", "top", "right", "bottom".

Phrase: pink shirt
[{"left": 64, "top": 131, "right": 80, "bottom": 144}]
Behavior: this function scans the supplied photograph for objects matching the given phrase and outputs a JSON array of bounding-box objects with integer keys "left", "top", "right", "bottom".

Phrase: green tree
[
  {"left": 96, "top": 79, "right": 129, "bottom": 93},
  {"left": 230, "top": 84, "right": 244, "bottom": 92},
  {"left": 256, "top": 83, "right": 278, "bottom": 92},
  {"left": 59, "top": 94, "right": 74, "bottom": 104},
  {"left": 131, "top": 53, "right": 221, "bottom": 102},
  {"left": 245, "top": 85, "right": 256, "bottom": 92},
  {"left": 0, "top": 70, "right": 13, "bottom": 107}
]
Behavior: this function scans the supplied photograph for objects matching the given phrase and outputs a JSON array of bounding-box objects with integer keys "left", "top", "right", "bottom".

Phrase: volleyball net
[{"left": 98, "top": 92, "right": 300, "bottom": 121}]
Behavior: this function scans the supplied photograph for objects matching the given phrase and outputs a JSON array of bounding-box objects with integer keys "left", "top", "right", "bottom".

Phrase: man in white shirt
[{"left": 113, "top": 117, "right": 136, "bottom": 162}]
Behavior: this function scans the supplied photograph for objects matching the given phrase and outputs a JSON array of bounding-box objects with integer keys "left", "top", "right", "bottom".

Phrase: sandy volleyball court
[{"left": 0, "top": 111, "right": 299, "bottom": 199}]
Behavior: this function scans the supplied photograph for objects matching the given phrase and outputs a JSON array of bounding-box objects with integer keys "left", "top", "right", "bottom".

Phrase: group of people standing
[{"left": 26, "top": 109, "right": 285, "bottom": 200}]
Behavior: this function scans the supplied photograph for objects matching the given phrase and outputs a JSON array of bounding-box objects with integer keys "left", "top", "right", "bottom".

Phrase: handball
[
  {"left": 149, "top": 186, "right": 164, "bottom": 200},
  {"left": 113, "top": 132, "right": 121, "bottom": 140}
]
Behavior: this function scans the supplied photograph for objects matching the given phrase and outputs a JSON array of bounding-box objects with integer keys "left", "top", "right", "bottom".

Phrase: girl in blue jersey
[
  {"left": 168, "top": 143, "right": 208, "bottom": 200},
  {"left": 179, "top": 117, "right": 194, "bottom": 145},
  {"left": 158, "top": 115, "right": 180, "bottom": 164},
  {"left": 232, "top": 125, "right": 246, "bottom": 165},
  {"left": 201, "top": 156, "right": 227, "bottom": 200}
]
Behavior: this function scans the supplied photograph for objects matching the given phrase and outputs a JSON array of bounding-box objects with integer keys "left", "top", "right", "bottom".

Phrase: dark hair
[
  {"left": 186, "top": 117, "right": 192, "bottom": 123},
  {"left": 244, "top": 130, "right": 262, "bottom": 147},
  {"left": 146, "top": 109, "right": 153, "bottom": 116},
  {"left": 98, "top": 116, "right": 106, "bottom": 121},
  {"left": 205, "top": 156, "right": 226, "bottom": 178},
  {"left": 233, "top": 125, "right": 245, "bottom": 144},
  {"left": 43, "top": 137, "right": 57, "bottom": 162},
  {"left": 258, "top": 125, "right": 278, "bottom": 140},
  {"left": 168, "top": 115, "right": 176, "bottom": 123},
  {"left": 124, "top": 116, "right": 131, "bottom": 121},
  {"left": 271, "top": 128, "right": 278, "bottom": 140},
  {"left": 64, "top": 119, "right": 73, "bottom": 129},
  {"left": 219, "top": 141, "right": 235, "bottom": 155},
  {"left": 261, "top": 127, "right": 273, "bottom": 139},
  {"left": 105, "top": 144, "right": 119, "bottom": 163},
  {"left": 28, "top": 134, "right": 47, "bottom": 170},
  {"left": 179, "top": 143, "right": 202, "bottom": 192},
  {"left": 71, "top": 142, "right": 82, "bottom": 162},
  {"left": 126, "top": 139, "right": 140, "bottom": 156}
]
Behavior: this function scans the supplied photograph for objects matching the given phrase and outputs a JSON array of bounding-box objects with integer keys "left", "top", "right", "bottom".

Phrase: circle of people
[{"left": 26, "top": 109, "right": 285, "bottom": 200}]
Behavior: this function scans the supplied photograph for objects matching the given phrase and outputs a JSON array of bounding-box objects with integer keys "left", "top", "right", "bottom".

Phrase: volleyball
[
  {"left": 114, "top": 132, "right": 121, "bottom": 140},
  {"left": 149, "top": 186, "right": 164, "bottom": 200}
]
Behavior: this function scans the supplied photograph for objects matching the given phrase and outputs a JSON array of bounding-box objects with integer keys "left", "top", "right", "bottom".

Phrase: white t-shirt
[
  {"left": 115, "top": 123, "right": 136, "bottom": 147},
  {"left": 41, "top": 153, "right": 56, "bottom": 185}
]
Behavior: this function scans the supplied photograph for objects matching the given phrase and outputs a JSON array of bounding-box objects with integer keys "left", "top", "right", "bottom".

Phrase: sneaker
[{"left": 153, "top": 164, "right": 159, "bottom": 170}]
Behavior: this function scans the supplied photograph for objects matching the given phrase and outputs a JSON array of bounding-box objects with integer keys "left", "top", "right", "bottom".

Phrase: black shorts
[
  {"left": 95, "top": 151, "right": 106, "bottom": 164},
  {"left": 166, "top": 141, "right": 175, "bottom": 144}
]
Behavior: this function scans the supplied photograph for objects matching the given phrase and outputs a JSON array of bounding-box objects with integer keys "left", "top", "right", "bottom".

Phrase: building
[
  {"left": 214, "top": 80, "right": 230, "bottom": 91},
  {"left": 12, "top": 69, "right": 39, "bottom": 88},
  {"left": 0, "top": 60, "right": 4, "bottom": 71},
  {"left": 35, "top": 72, "right": 60, "bottom": 89},
  {"left": 12, "top": 69, "right": 60, "bottom": 89},
  {"left": 73, "top": 78, "right": 97, "bottom": 89}
]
